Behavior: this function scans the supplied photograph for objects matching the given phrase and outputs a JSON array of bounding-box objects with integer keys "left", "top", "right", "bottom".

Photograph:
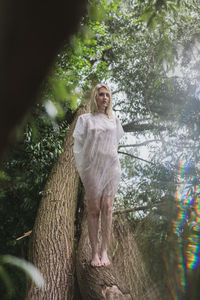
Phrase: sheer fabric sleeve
[
  {"left": 115, "top": 116, "right": 124, "bottom": 144},
  {"left": 73, "top": 115, "right": 85, "bottom": 150},
  {"left": 73, "top": 115, "right": 86, "bottom": 173}
]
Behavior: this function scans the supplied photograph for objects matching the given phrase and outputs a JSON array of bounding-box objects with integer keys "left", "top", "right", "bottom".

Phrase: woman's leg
[
  {"left": 100, "top": 195, "right": 114, "bottom": 266},
  {"left": 87, "top": 197, "right": 101, "bottom": 266}
]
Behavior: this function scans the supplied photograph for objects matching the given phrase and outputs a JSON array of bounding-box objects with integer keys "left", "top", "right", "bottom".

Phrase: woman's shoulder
[
  {"left": 76, "top": 113, "right": 93, "bottom": 124},
  {"left": 78, "top": 113, "right": 93, "bottom": 120}
]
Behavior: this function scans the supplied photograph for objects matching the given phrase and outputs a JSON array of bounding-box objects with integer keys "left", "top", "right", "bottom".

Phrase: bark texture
[
  {"left": 26, "top": 96, "right": 90, "bottom": 300},
  {"left": 76, "top": 205, "right": 160, "bottom": 300},
  {"left": 0, "top": 0, "right": 87, "bottom": 159}
]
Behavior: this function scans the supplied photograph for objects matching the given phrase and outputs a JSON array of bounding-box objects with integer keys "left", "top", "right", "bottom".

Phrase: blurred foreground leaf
[{"left": 1, "top": 255, "right": 45, "bottom": 289}]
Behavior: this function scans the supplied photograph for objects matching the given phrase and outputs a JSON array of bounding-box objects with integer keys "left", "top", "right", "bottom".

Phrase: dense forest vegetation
[{"left": 1, "top": 0, "right": 200, "bottom": 299}]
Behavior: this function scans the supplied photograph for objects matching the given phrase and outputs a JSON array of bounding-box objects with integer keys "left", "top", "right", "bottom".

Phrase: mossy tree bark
[{"left": 26, "top": 95, "right": 90, "bottom": 300}]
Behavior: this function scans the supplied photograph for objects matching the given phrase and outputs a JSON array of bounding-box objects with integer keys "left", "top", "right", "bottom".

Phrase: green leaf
[
  {"left": 139, "top": 7, "right": 155, "bottom": 23},
  {"left": 0, "top": 170, "right": 10, "bottom": 181},
  {"left": 52, "top": 80, "right": 67, "bottom": 102},
  {"left": 2, "top": 255, "right": 45, "bottom": 288}
]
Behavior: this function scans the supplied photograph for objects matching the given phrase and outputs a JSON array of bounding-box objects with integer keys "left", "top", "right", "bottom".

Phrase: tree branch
[
  {"left": 16, "top": 230, "right": 32, "bottom": 240},
  {"left": 113, "top": 205, "right": 157, "bottom": 215},
  {"left": 118, "top": 139, "right": 160, "bottom": 149},
  {"left": 112, "top": 89, "right": 123, "bottom": 95},
  {"left": 113, "top": 200, "right": 162, "bottom": 215},
  {"left": 118, "top": 151, "right": 155, "bottom": 165},
  {"left": 133, "top": 117, "right": 152, "bottom": 123},
  {"left": 122, "top": 122, "right": 167, "bottom": 133},
  {"left": 112, "top": 101, "right": 125, "bottom": 109}
]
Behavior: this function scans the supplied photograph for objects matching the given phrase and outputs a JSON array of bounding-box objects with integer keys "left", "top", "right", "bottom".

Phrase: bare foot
[
  {"left": 100, "top": 251, "right": 111, "bottom": 266},
  {"left": 91, "top": 253, "right": 102, "bottom": 267}
]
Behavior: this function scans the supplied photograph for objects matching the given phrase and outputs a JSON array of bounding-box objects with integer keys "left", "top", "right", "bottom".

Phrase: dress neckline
[
  {"left": 95, "top": 113, "right": 114, "bottom": 121},
  {"left": 97, "top": 113, "right": 110, "bottom": 119}
]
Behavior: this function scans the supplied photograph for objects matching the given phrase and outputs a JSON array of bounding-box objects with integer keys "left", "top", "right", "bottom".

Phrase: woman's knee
[
  {"left": 101, "top": 197, "right": 113, "bottom": 214},
  {"left": 88, "top": 200, "right": 101, "bottom": 217}
]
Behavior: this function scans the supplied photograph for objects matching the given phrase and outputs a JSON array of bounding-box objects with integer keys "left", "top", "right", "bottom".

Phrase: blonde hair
[{"left": 90, "top": 83, "right": 113, "bottom": 118}]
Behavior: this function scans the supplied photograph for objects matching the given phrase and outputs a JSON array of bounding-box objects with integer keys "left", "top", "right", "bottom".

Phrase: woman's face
[{"left": 96, "top": 87, "right": 110, "bottom": 113}]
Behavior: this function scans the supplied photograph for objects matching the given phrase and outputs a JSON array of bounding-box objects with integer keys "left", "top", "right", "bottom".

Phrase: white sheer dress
[{"left": 73, "top": 113, "right": 124, "bottom": 199}]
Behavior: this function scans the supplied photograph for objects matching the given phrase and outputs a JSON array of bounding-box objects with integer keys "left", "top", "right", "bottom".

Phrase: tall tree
[{"left": 26, "top": 94, "right": 90, "bottom": 299}]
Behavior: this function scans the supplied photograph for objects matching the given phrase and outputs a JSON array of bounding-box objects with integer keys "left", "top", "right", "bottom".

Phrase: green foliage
[
  {"left": 1, "top": 0, "right": 200, "bottom": 297},
  {"left": 0, "top": 104, "right": 68, "bottom": 299},
  {"left": 134, "top": 212, "right": 171, "bottom": 294},
  {"left": 0, "top": 5, "right": 115, "bottom": 297}
]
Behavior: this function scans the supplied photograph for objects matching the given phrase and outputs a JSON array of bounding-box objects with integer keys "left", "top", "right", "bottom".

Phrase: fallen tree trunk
[
  {"left": 76, "top": 203, "right": 160, "bottom": 300},
  {"left": 26, "top": 96, "right": 90, "bottom": 300}
]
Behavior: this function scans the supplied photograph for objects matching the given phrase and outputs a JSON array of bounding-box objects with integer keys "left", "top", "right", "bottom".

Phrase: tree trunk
[
  {"left": 26, "top": 95, "right": 90, "bottom": 300},
  {"left": 76, "top": 202, "right": 160, "bottom": 300}
]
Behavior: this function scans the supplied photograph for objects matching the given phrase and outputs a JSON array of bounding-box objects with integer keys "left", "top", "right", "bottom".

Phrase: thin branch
[
  {"left": 160, "top": 75, "right": 200, "bottom": 80},
  {"left": 133, "top": 117, "right": 152, "bottom": 123},
  {"left": 122, "top": 122, "right": 167, "bottom": 133},
  {"left": 118, "top": 151, "right": 155, "bottom": 165},
  {"left": 16, "top": 230, "right": 32, "bottom": 240},
  {"left": 113, "top": 201, "right": 162, "bottom": 215},
  {"left": 112, "top": 101, "right": 124, "bottom": 109},
  {"left": 113, "top": 205, "right": 156, "bottom": 215},
  {"left": 118, "top": 139, "right": 160, "bottom": 149},
  {"left": 112, "top": 89, "right": 123, "bottom": 95},
  {"left": 113, "top": 205, "right": 149, "bottom": 215},
  {"left": 113, "top": 108, "right": 123, "bottom": 112}
]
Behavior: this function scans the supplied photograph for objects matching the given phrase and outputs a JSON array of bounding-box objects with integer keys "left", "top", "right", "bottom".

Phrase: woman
[{"left": 73, "top": 83, "right": 124, "bottom": 267}]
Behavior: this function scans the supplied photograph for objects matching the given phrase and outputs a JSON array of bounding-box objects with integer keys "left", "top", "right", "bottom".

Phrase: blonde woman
[{"left": 73, "top": 83, "right": 124, "bottom": 267}]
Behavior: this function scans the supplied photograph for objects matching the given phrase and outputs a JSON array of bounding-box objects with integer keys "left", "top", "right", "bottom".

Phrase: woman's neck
[{"left": 98, "top": 109, "right": 106, "bottom": 114}]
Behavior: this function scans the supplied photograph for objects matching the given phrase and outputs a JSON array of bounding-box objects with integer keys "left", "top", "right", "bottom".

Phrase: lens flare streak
[{"left": 172, "top": 157, "right": 200, "bottom": 298}]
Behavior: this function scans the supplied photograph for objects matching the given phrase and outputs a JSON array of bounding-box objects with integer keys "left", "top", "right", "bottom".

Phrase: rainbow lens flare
[{"left": 171, "top": 157, "right": 200, "bottom": 298}]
